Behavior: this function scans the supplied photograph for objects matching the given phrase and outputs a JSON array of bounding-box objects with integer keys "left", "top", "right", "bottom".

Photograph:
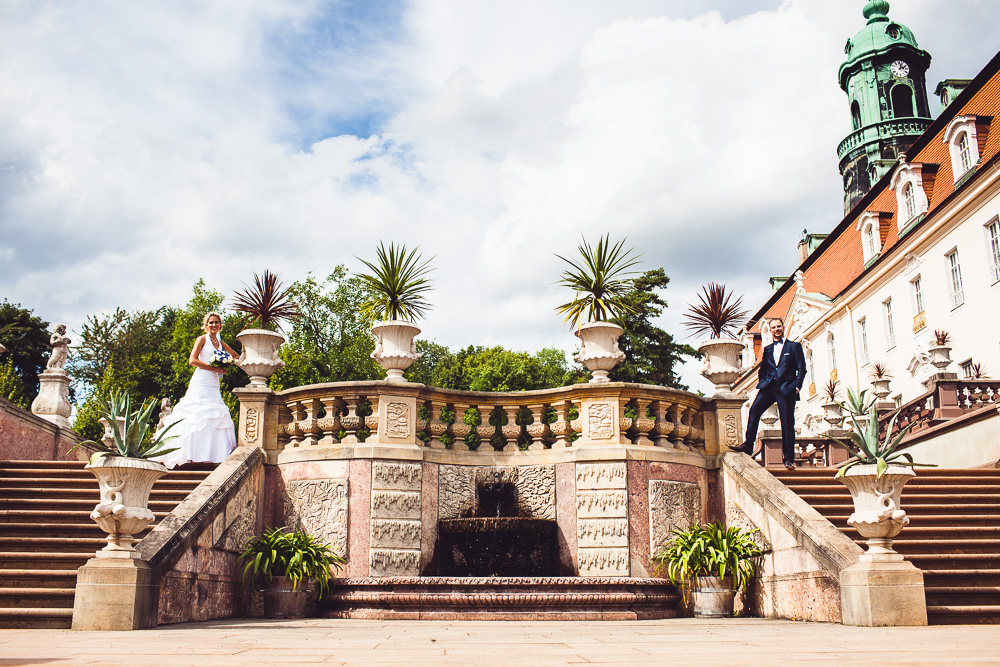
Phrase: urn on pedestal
[
  {"left": 231, "top": 270, "right": 299, "bottom": 387},
  {"left": 682, "top": 284, "right": 748, "bottom": 394},
  {"left": 574, "top": 322, "right": 626, "bottom": 383},
  {"left": 370, "top": 321, "right": 422, "bottom": 382}
]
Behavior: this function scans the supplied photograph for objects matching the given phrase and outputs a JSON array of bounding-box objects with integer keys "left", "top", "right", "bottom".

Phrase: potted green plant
[
  {"left": 928, "top": 329, "right": 953, "bottom": 370},
  {"left": 356, "top": 242, "right": 433, "bottom": 382},
  {"left": 69, "top": 390, "right": 180, "bottom": 556},
  {"left": 821, "top": 378, "right": 843, "bottom": 427},
  {"left": 869, "top": 362, "right": 892, "bottom": 400},
  {"left": 653, "top": 521, "right": 763, "bottom": 617},
  {"left": 237, "top": 527, "right": 346, "bottom": 618},
  {"left": 555, "top": 235, "right": 639, "bottom": 383},
  {"left": 826, "top": 388, "right": 935, "bottom": 555},
  {"left": 682, "top": 283, "right": 748, "bottom": 392},
  {"left": 232, "top": 270, "right": 299, "bottom": 386}
]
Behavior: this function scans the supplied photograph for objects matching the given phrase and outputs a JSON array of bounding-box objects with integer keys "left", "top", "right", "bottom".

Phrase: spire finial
[{"left": 863, "top": 0, "right": 890, "bottom": 22}]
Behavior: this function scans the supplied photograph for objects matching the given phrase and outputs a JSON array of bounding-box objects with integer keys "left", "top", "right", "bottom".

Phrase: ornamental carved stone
[
  {"left": 578, "top": 547, "right": 629, "bottom": 576},
  {"left": 385, "top": 402, "right": 410, "bottom": 438},
  {"left": 284, "top": 478, "right": 349, "bottom": 558},
  {"left": 372, "top": 461, "right": 421, "bottom": 491},
  {"left": 648, "top": 480, "right": 701, "bottom": 556},
  {"left": 588, "top": 403, "right": 614, "bottom": 439},
  {"left": 244, "top": 407, "right": 259, "bottom": 444}
]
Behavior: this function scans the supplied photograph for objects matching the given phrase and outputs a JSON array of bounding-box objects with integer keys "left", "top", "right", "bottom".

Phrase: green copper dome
[{"left": 842, "top": 0, "right": 920, "bottom": 70}]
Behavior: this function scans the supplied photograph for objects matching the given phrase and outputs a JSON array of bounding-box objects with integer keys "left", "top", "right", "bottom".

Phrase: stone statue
[
  {"left": 45, "top": 324, "right": 71, "bottom": 371},
  {"left": 156, "top": 398, "right": 173, "bottom": 432}
]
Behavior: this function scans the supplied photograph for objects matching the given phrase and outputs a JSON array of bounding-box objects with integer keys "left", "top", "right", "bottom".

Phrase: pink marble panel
[
  {"left": 627, "top": 460, "right": 650, "bottom": 576},
  {"left": 263, "top": 465, "right": 286, "bottom": 528},
  {"left": 347, "top": 459, "right": 372, "bottom": 578},
  {"left": 279, "top": 459, "right": 350, "bottom": 482},
  {"left": 420, "top": 462, "right": 438, "bottom": 574},
  {"left": 0, "top": 401, "right": 82, "bottom": 460},
  {"left": 706, "top": 469, "right": 725, "bottom": 523},
  {"left": 555, "top": 462, "right": 577, "bottom": 575},
  {"left": 648, "top": 462, "right": 701, "bottom": 484}
]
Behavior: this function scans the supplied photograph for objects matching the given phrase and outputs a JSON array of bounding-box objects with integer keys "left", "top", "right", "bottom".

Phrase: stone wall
[
  {"left": 0, "top": 395, "right": 82, "bottom": 461},
  {"left": 138, "top": 447, "right": 265, "bottom": 624}
]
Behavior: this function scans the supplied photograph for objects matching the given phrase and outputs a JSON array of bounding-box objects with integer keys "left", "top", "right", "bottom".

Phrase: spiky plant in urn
[
  {"left": 825, "top": 388, "right": 936, "bottom": 556},
  {"left": 232, "top": 270, "right": 299, "bottom": 387},
  {"left": 555, "top": 235, "right": 639, "bottom": 383},
  {"left": 357, "top": 242, "right": 433, "bottom": 382},
  {"left": 682, "top": 283, "right": 748, "bottom": 393},
  {"left": 69, "top": 390, "right": 181, "bottom": 557},
  {"left": 928, "top": 329, "right": 953, "bottom": 370},
  {"left": 869, "top": 362, "right": 892, "bottom": 400}
]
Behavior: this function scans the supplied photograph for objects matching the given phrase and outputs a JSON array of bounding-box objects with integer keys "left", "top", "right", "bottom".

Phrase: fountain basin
[{"left": 438, "top": 517, "right": 559, "bottom": 577}]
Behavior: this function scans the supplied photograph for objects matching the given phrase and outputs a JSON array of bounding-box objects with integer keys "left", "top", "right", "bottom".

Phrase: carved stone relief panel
[
  {"left": 371, "top": 490, "right": 422, "bottom": 520},
  {"left": 244, "top": 407, "right": 259, "bottom": 444},
  {"left": 437, "top": 464, "right": 555, "bottom": 520},
  {"left": 576, "top": 462, "right": 627, "bottom": 490},
  {"left": 648, "top": 480, "right": 701, "bottom": 557},
  {"left": 385, "top": 402, "right": 410, "bottom": 438},
  {"left": 724, "top": 414, "right": 738, "bottom": 447},
  {"left": 218, "top": 468, "right": 259, "bottom": 553},
  {"left": 369, "top": 549, "right": 421, "bottom": 578},
  {"left": 588, "top": 403, "right": 614, "bottom": 439},
  {"left": 283, "top": 478, "right": 349, "bottom": 558},
  {"left": 513, "top": 465, "right": 556, "bottom": 520},
  {"left": 577, "top": 518, "right": 629, "bottom": 548},
  {"left": 575, "top": 462, "right": 629, "bottom": 576},
  {"left": 578, "top": 547, "right": 630, "bottom": 576},
  {"left": 369, "top": 519, "right": 422, "bottom": 550},
  {"left": 576, "top": 490, "right": 629, "bottom": 518},
  {"left": 372, "top": 461, "right": 421, "bottom": 491},
  {"left": 438, "top": 465, "right": 476, "bottom": 519}
]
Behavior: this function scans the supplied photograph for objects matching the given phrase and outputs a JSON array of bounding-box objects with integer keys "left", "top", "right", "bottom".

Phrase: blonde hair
[{"left": 201, "top": 312, "right": 223, "bottom": 331}]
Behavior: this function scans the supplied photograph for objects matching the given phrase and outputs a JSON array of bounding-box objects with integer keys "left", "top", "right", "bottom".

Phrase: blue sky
[{"left": 1, "top": 0, "right": 998, "bottom": 393}]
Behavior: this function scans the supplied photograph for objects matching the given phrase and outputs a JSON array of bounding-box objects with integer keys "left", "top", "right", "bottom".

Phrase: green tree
[
  {"left": 609, "top": 269, "right": 698, "bottom": 388},
  {"left": 0, "top": 301, "right": 51, "bottom": 403},
  {"left": 0, "top": 356, "right": 29, "bottom": 408}
]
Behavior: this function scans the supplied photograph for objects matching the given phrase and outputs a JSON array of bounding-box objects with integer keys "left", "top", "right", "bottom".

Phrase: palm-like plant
[
  {"left": 826, "top": 387, "right": 936, "bottom": 478},
  {"left": 822, "top": 378, "right": 840, "bottom": 402},
  {"left": 555, "top": 235, "right": 641, "bottom": 328},
  {"left": 356, "top": 242, "right": 434, "bottom": 325},
  {"left": 237, "top": 527, "right": 345, "bottom": 597},
  {"left": 652, "top": 522, "right": 763, "bottom": 605},
  {"left": 682, "top": 283, "right": 748, "bottom": 340},
  {"left": 231, "top": 270, "right": 299, "bottom": 333},
  {"left": 868, "top": 362, "right": 891, "bottom": 380},
  {"left": 69, "top": 389, "right": 180, "bottom": 462}
]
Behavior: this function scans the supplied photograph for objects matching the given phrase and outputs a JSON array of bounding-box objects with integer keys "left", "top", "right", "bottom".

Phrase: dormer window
[
  {"left": 856, "top": 211, "right": 883, "bottom": 263},
  {"left": 943, "top": 116, "right": 981, "bottom": 182},
  {"left": 890, "top": 160, "right": 930, "bottom": 229}
]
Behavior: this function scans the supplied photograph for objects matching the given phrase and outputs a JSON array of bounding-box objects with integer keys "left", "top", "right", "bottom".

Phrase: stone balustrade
[{"left": 234, "top": 380, "right": 737, "bottom": 464}]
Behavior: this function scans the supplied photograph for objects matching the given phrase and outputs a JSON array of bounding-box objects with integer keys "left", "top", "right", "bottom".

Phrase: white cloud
[{"left": 1, "top": 0, "right": 998, "bottom": 394}]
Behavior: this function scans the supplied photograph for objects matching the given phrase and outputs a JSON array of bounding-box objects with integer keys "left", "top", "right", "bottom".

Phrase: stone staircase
[
  {"left": 774, "top": 467, "right": 1000, "bottom": 624},
  {"left": 0, "top": 460, "right": 212, "bottom": 629}
]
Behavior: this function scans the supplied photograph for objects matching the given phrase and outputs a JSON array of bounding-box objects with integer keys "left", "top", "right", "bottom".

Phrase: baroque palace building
[{"left": 734, "top": 1, "right": 1000, "bottom": 466}]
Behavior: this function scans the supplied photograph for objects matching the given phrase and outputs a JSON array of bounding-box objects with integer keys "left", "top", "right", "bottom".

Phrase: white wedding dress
[{"left": 153, "top": 335, "right": 237, "bottom": 469}]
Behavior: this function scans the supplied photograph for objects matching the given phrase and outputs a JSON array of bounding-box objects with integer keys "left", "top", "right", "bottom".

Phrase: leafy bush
[
  {"left": 237, "top": 527, "right": 345, "bottom": 597},
  {"left": 69, "top": 389, "right": 180, "bottom": 461},
  {"left": 653, "top": 522, "right": 763, "bottom": 605}
]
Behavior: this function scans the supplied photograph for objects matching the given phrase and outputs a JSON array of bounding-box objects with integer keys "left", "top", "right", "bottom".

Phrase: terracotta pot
[
  {"left": 574, "top": 322, "right": 626, "bottom": 383},
  {"left": 370, "top": 320, "right": 422, "bottom": 382},
  {"left": 236, "top": 329, "right": 286, "bottom": 387},
  {"left": 697, "top": 338, "right": 743, "bottom": 392},
  {"left": 262, "top": 576, "right": 313, "bottom": 618},
  {"left": 838, "top": 464, "right": 915, "bottom": 555},
  {"left": 85, "top": 456, "right": 168, "bottom": 556},
  {"left": 691, "top": 575, "right": 735, "bottom": 618}
]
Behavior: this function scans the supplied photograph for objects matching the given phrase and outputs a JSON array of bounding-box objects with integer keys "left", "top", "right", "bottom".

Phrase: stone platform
[{"left": 321, "top": 576, "right": 682, "bottom": 620}]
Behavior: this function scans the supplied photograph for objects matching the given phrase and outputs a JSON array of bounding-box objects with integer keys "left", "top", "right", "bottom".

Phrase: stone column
[
  {"left": 31, "top": 370, "right": 73, "bottom": 430},
  {"left": 234, "top": 386, "right": 279, "bottom": 455},
  {"left": 706, "top": 393, "right": 746, "bottom": 456}
]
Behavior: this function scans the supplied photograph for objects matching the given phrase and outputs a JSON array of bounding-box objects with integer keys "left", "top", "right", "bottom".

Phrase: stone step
[
  {"left": 926, "top": 605, "right": 1000, "bottom": 624},
  {"left": 899, "top": 553, "right": 1000, "bottom": 570},
  {"left": 784, "top": 483, "right": 1000, "bottom": 494},
  {"left": 858, "top": 539, "right": 1000, "bottom": 555},
  {"left": 0, "top": 497, "right": 179, "bottom": 511},
  {"left": 0, "top": 537, "right": 106, "bottom": 552},
  {"left": 0, "top": 522, "right": 132, "bottom": 539},
  {"left": 0, "top": 510, "right": 169, "bottom": 523},
  {"left": 925, "top": 586, "right": 1000, "bottom": 606},
  {"left": 823, "top": 514, "right": 1000, "bottom": 526},
  {"left": 0, "top": 587, "right": 75, "bottom": 609},
  {"left": 0, "top": 569, "right": 79, "bottom": 588},
  {"left": 797, "top": 493, "right": 1000, "bottom": 505},
  {"left": 0, "top": 551, "right": 95, "bottom": 570},
  {"left": 0, "top": 486, "right": 193, "bottom": 501},
  {"left": 0, "top": 477, "right": 203, "bottom": 490},
  {"left": 922, "top": 569, "right": 1000, "bottom": 587},
  {"left": 0, "top": 607, "right": 72, "bottom": 629}
]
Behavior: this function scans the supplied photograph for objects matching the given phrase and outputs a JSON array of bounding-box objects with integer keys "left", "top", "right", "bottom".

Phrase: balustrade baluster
[
  {"left": 473, "top": 406, "right": 492, "bottom": 452},
  {"left": 427, "top": 400, "right": 448, "bottom": 449},
  {"left": 502, "top": 405, "right": 521, "bottom": 452},
  {"left": 633, "top": 399, "right": 654, "bottom": 446},
  {"left": 681, "top": 407, "right": 700, "bottom": 450},
  {"left": 619, "top": 400, "right": 634, "bottom": 445},
  {"left": 652, "top": 400, "right": 675, "bottom": 449},
  {"left": 286, "top": 401, "right": 305, "bottom": 448},
  {"left": 549, "top": 400, "right": 572, "bottom": 449},
  {"left": 317, "top": 396, "right": 342, "bottom": 446},
  {"left": 569, "top": 399, "right": 582, "bottom": 447},
  {"left": 365, "top": 395, "right": 379, "bottom": 442},
  {"left": 526, "top": 403, "right": 548, "bottom": 451},
  {"left": 300, "top": 398, "right": 322, "bottom": 447},
  {"left": 668, "top": 403, "right": 688, "bottom": 449},
  {"left": 340, "top": 395, "right": 361, "bottom": 445},
  {"left": 449, "top": 402, "right": 471, "bottom": 451}
]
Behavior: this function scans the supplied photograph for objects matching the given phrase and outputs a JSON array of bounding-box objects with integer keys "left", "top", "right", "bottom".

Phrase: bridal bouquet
[{"left": 211, "top": 349, "right": 236, "bottom": 369}]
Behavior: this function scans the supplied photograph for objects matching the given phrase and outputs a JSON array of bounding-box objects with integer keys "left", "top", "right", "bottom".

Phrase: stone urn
[
  {"left": 838, "top": 464, "right": 916, "bottom": 555},
  {"left": 236, "top": 328, "right": 286, "bottom": 387},
  {"left": 872, "top": 378, "right": 892, "bottom": 401},
  {"left": 822, "top": 401, "right": 843, "bottom": 429},
  {"left": 85, "top": 456, "right": 168, "bottom": 557},
  {"left": 697, "top": 338, "right": 743, "bottom": 392},
  {"left": 370, "top": 320, "right": 422, "bottom": 382},
  {"left": 574, "top": 321, "right": 626, "bottom": 383},
  {"left": 928, "top": 344, "right": 953, "bottom": 371}
]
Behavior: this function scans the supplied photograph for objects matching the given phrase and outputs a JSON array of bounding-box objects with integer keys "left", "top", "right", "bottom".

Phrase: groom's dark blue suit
[{"left": 743, "top": 337, "right": 807, "bottom": 466}]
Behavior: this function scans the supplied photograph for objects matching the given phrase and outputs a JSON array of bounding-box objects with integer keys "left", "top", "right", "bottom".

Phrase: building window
[
  {"left": 891, "top": 161, "right": 929, "bottom": 226},
  {"left": 911, "top": 276, "right": 926, "bottom": 332},
  {"left": 986, "top": 219, "right": 1000, "bottom": 284},
  {"left": 903, "top": 183, "right": 916, "bottom": 219},
  {"left": 943, "top": 115, "right": 981, "bottom": 182},
  {"left": 960, "top": 359, "right": 975, "bottom": 378},
  {"left": 828, "top": 333, "right": 838, "bottom": 373},
  {"left": 891, "top": 84, "right": 914, "bottom": 117},
  {"left": 857, "top": 317, "right": 869, "bottom": 365},
  {"left": 883, "top": 298, "right": 896, "bottom": 349},
  {"left": 857, "top": 212, "right": 883, "bottom": 263},
  {"left": 852, "top": 101, "right": 862, "bottom": 130},
  {"left": 946, "top": 249, "right": 965, "bottom": 309}
]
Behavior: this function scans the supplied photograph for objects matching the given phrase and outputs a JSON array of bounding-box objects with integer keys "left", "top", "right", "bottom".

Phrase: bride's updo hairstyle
[{"left": 201, "top": 311, "right": 223, "bottom": 331}]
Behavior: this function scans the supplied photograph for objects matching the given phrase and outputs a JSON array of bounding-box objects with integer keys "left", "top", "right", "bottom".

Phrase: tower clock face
[{"left": 890, "top": 60, "right": 909, "bottom": 78}]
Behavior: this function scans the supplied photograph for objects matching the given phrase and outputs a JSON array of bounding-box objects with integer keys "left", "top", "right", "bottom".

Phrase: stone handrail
[
  {"left": 270, "top": 381, "right": 710, "bottom": 456},
  {"left": 878, "top": 379, "right": 1000, "bottom": 441}
]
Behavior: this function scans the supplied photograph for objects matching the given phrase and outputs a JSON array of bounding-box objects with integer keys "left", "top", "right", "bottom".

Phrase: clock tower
[{"left": 838, "top": 0, "right": 933, "bottom": 213}]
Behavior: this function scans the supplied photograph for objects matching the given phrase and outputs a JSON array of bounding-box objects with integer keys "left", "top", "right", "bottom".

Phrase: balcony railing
[
  {"left": 837, "top": 118, "right": 934, "bottom": 160},
  {"left": 878, "top": 379, "right": 1000, "bottom": 441}
]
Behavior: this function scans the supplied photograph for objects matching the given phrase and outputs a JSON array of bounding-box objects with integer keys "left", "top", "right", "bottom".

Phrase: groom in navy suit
[{"left": 731, "top": 318, "right": 806, "bottom": 470}]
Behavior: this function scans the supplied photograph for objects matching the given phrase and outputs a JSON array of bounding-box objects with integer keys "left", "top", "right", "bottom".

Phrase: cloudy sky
[{"left": 2, "top": 0, "right": 998, "bottom": 393}]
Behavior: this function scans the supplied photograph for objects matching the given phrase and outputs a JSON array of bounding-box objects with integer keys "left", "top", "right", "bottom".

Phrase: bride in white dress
[{"left": 154, "top": 312, "right": 241, "bottom": 469}]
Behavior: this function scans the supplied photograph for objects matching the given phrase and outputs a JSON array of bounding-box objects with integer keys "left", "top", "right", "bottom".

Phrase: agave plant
[
  {"left": 69, "top": 389, "right": 180, "bottom": 462},
  {"left": 237, "top": 527, "right": 345, "bottom": 597},
  {"left": 555, "top": 234, "right": 641, "bottom": 328},
  {"left": 682, "top": 283, "right": 748, "bottom": 340},
  {"left": 825, "top": 387, "right": 936, "bottom": 478},
  {"left": 652, "top": 522, "right": 763, "bottom": 605},
  {"left": 231, "top": 270, "right": 299, "bottom": 333},
  {"left": 356, "top": 242, "right": 434, "bottom": 325}
]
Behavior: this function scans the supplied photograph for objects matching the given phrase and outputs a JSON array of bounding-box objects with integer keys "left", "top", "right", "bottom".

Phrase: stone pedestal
[
  {"left": 72, "top": 557, "right": 160, "bottom": 630},
  {"left": 30, "top": 369, "right": 72, "bottom": 430},
  {"left": 840, "top": 556, "right": 927, "bottom": 626}
]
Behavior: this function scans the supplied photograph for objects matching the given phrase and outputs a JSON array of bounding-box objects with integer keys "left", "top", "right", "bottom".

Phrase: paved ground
[{"left": 2, "top": 619, "right": 999, "bottom": 666}]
